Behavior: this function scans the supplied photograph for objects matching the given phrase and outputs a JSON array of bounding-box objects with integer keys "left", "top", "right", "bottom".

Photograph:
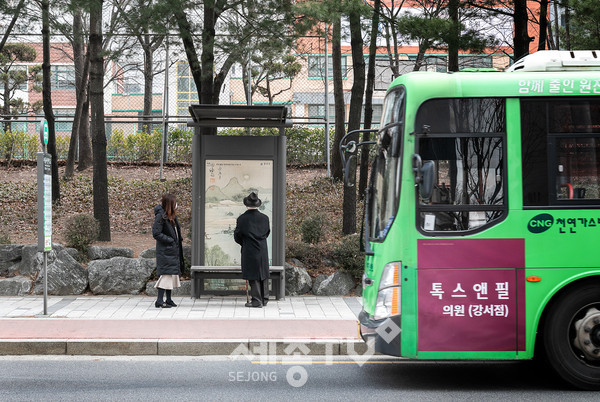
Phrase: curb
[{"left": 0, "top": 338, "right": 370, "bottom": 356}]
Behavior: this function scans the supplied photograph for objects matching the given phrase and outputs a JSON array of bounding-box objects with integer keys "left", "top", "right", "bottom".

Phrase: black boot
[
  {"left": 155, "top": 288, "right": 170, "bottom": 308},
  {"left": 165, "top": 289, "right": 177, "bottom": 307}
]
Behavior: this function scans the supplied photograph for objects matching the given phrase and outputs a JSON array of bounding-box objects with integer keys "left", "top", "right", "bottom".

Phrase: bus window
[
  {"left": 522, "top": 98, "right": 600, "bottom": 206},
  {"left": 369, "top": 87, "right": 405, "bottom": 240},
  {"left": 415, "top": 98, "right": 506, "bottom": 233}
]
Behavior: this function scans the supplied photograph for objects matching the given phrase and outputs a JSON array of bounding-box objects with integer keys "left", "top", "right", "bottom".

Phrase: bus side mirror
[{"left": 412, "top": 154, "right": 434, "bottom": 201}]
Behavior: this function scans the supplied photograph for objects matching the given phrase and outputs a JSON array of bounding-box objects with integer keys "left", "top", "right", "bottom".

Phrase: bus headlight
[
  {"left": 374, "top": 262, "right": 401, "bottom": 320},
  {"left": 380, "top": 262, "right": 400, "bottom": 288}
]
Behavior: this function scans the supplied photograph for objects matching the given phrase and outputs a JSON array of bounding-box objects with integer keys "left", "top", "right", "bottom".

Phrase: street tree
[
  {"left": 51, "top": 0, "right": 141, "bottom": 178},
  {"left": 221, "top": 2, "right": 299, "bottom": 106},
  {"left": 341, "top": 0, "right": 369, "bottom": 235},
  {"left": 564, "top": 0, "right": 600, "bottom": 49},
  {"left": 359, "top": 0, "right": 381, "bottom": 199},
  {"left": 114, "top": 0, "right": 167, "bottom": 134},
  {"left": 295, "top": 0, "right": 346, "bottom": 181},
  {"left": 378, "top": 0, "right": 408, "bottom": 78},
  {"left": 158, "top": 0, "right": 295, "bottom": 135},
  {"left": 0, "top": 43, "right": 42, "bottom": 133},
  {"left": 251, "top": 55, "right": 302, "bottom": 105},
  {"left": 395, "top": 0, "right": 494, "bottom": 72},
  {"left": 89, "top": 0, "right": 111, "bottom": 241},
  {"left": 0, "top": 0, "right": 26, "bottom": 54},
  {"left": 46, "top": 0, "right": 93, "bottom": 177},
  {"left": 296, "top": 0, "right": 369, "bottom": 234},
  {"left": 41, "top": 0, "right": 61, "bottom": 202},
  {"left": 463, "top": 0, "right": 534, "bottom": 61}
]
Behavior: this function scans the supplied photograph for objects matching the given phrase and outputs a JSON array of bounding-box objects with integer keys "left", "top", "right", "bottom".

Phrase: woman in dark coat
[
  {"left": 234, "top": 192, "right": 270, "bottom": 308},
  {"left": 152, "top": 193, "right": 184, "bottom": 308}
]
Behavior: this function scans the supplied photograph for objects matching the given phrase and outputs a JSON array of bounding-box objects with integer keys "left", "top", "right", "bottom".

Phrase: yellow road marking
[{"left": 252, "top": 360, "right": 402, "bottom": 365}]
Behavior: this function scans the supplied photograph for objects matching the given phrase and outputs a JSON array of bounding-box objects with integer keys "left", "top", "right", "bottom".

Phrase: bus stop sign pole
[{"left": 37, "top": 119, "right": 51, "bottom": 315}]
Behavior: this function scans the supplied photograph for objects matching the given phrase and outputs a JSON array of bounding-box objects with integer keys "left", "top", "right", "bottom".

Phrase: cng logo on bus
[{"left": 527, "top": 213, "right": 554, "bottom": 233}]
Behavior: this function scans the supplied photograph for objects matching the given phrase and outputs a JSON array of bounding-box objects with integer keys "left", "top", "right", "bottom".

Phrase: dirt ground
[{"left": 1, "top": 162, "right": 328, "bottom": 258}]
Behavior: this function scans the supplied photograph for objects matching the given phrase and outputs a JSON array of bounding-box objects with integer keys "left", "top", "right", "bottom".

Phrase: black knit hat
[{"left": 243, "top": 192, "right": 261, "bottom": 207}]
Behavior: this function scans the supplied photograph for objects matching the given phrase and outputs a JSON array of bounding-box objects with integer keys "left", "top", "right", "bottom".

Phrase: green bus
[{"left": 346, "top": 50, "right": 600, "bottom": 390}]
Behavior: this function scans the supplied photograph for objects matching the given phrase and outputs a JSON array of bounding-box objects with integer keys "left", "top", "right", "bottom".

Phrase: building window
[
  {"left": 459, "top": 56, "right": 493, "bottom": 69},
  {"left": 362, "top": 104, "right": 383, "bottom": 124},
  {"left": 176, "top": 62, "right": 198, "bottom": 117},
  {"left": 138, "top": 110, "right": 162, "bottom": 132},
  {"left": 308, "top": 55, "right": 347, "bottom": 79},
  {"left": 51, "top": 65, "right": 76, "bottom": 90},
  {"left": 307, "top": 104, "right": 336, "bottom": 122},
  {"left": 408, "top": 55, "right": 447, "bottom": 73}
]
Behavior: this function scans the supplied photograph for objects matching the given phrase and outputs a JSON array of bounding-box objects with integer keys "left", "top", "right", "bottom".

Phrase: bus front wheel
[{"left": 543, "top": 283, "right": 600, "bottom": 390}]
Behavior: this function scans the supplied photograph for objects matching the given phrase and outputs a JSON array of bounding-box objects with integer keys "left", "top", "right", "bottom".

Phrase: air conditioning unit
[{"left": 506, "top": 50, "right": 600, "bottom": 72}]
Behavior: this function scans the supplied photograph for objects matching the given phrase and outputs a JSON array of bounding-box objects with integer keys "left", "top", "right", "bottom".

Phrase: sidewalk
[{"left": 0, "top": 295, "right": 366, "bottom": 356}]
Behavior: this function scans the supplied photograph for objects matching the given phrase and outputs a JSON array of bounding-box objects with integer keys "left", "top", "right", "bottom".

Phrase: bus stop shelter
[{"left": 187, "top": 105, "right": 292, "bottom": 299}]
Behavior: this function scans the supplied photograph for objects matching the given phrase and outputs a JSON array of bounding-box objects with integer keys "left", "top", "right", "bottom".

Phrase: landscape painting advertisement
[{"left": 205, "top": 159, "right": 273, "bottom": 267}]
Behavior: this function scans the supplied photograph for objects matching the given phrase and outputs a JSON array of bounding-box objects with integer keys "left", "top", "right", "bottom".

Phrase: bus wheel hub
[{"left": 574, "top": 307, "right": 600, "bottom": 361}]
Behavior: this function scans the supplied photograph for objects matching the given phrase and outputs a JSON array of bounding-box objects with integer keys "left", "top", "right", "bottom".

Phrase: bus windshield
[{"left": 368, "top": 87, "right": 405, "bottom": 240}]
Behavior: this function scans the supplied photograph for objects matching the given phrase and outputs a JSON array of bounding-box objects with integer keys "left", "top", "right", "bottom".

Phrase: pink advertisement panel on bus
[{"left": 417, "top": 239, "right": 526, "bottom": 352}]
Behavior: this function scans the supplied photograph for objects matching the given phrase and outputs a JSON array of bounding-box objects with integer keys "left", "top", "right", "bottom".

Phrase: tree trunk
[
  {"left": 65, "top": 44, "right": 91, "bottom": 179},
  {"left": 74, "top": 10, "right": 92, "bottom": 170},
  {"left": 89, "top": 0, "right": 110, "bottom": 241},
  {"left": 77, "top": 88, "right": 92, "bottom": 170},
  {"left": 359, "top": 0, "right": 380, "bottom": 199},
  {"left": 343, "top": 5, "right": 366, "bottom": 235},
  {"left": 413, "top": 43, "right": 428, "bottom": 71},
  {"left": 78, "top": 93, "right": 91, "bottom": 168},
  {"left": 538, "top": 0, "right": 548, "bottom": 51},
  {"left": 2, "top": 86, "right": 10, "bottom": 134},
  {"left": 172, "top": 6, "right": 202, "bottom": 96},
  {"left": 513, "top": 0, "right": 531, "bottom": 61},
  {"left": 564, "top": 0, "right": 571, "bottom": 50},
  {"left": 200, "top": 2, "right": 218, "bottom": 136},
  {"left": 448, "top": 0, "right": 459, "bottom": 72},
  {"left": 553, "top": 0, "right": 560, "bottom": 49},
  {"left": 42, "top": 0, "right": 60, "bottom": 202},
  {"left": 142, "top": 33, "right": 153, "bottom": 134},
  {"left": 331, "top": 17, "right": 345, "bottom": 181}
]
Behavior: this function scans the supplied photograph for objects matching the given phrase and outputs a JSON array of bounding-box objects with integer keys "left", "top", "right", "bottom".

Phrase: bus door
[{"left": 413, "top": 97, "right": 525, "bottom": 354}]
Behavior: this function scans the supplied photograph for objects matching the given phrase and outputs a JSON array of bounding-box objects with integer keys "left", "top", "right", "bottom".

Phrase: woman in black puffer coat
[{"left": 152, "top": 193, "right": 184, "bottom": 308}]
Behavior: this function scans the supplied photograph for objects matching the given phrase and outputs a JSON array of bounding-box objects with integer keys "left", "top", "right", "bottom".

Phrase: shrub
[
  {"left": 55, "top": 135, "right": 70, "bottom": 160},
  {"left": 301, "top": 214, "right": 324, "bottom": 244},
  {"left": 167, "top": 128, "right": 193, "bottom": 163},
  {"left": 219, "top": 126, "right": 330, "bottom": 165},
  {"left": 64, "top": 214, "right": 99, "bottom": 254},
  {"left": 0, "top": 129, "right": 22, "bottom": 160},
  {"left": 23, "top": 135, "right": 39, "bottom": 160},
  {"left": 286, "top": 126, "right": 330, "bottom": 165},
  {"left": 286, "top": 239, "right": 330, "bottom": 270},
  {"left": 108, "top": 129, "right": 126, "bottom": 161},
  {"left": 332, "top": 234, "right": 365, "bottom": 278}
]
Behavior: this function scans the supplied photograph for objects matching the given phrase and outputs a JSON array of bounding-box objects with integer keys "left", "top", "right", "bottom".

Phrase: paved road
[{"left": 0, "top": 356, "right": 596, "bottom": 401}]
